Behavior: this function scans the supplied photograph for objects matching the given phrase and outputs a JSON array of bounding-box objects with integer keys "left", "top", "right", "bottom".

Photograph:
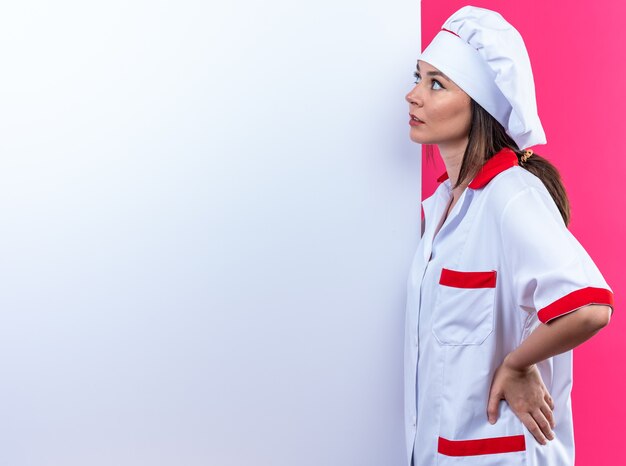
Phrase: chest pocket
[{"left": 432, "top": 268, "right": 497, "bottom": 345}]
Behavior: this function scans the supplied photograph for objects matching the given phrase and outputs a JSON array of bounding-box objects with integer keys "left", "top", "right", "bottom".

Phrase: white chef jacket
[{"left": 404, "top": 147, "right": 614, "bottom": 466}]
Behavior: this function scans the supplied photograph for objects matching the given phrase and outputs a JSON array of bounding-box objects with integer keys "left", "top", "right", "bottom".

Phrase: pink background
[{"left": 421, "top": 1, "right": 625, "bottom": 464}]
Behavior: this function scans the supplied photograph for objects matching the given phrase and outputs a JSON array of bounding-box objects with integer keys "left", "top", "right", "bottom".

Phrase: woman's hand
[{"left": 487, "top": 355, "right": 556, "bottom": 445}]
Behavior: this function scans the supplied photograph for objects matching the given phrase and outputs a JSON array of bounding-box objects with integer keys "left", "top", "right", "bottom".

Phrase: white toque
[{"left": 419, "top": 5, "right": 546, "bottom": 149}]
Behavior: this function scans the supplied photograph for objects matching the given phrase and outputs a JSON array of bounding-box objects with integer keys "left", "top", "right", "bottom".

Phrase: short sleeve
[{"left": 500, "top": 186, "right": 614, "bottom": 324}]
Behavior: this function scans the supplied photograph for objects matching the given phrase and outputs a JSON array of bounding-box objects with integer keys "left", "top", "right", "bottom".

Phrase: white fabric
[
  {"left": 418, "top": 6, "right": 546, "bottom": 149},
  {"left": 403, "top": 155, "right": 612, "bottom": 466}
]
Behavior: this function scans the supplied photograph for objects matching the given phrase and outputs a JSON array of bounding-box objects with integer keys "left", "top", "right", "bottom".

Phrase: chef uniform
[{"left": 404, "top": 6, "right": 615, "bottom": 466}]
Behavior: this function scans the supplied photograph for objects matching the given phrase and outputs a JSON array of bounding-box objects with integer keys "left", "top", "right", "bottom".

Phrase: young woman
[{"left": 403, "top": 6, "right": 614, "bottom": 466}]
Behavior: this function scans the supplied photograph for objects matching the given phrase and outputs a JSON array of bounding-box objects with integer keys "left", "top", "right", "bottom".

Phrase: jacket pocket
[
  {"left": 436, "top": 402, "right": 527, "bottom": 465},
  {"left": 438, "top": 434, "right": 526, "bottom": 456},
  {"left": 432, "top": 268, "right": 496, "bottom": 345},
  {"left": 437, "top": 434, "right": 526, "bottom": 465}
]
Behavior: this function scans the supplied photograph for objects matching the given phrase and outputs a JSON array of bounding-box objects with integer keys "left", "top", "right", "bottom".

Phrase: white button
[{"left": 414, "top": 335, "right": 418, "bottom": 346}]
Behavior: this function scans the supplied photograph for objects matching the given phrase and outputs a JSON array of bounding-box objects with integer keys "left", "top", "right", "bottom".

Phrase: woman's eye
[{"left": 413, "top": 71, "right": 444, "bottom": 90}]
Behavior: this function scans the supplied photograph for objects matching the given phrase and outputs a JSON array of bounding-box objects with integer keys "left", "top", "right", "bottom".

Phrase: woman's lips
[{"left": 409, "top": 113, "right": 424, "bottom": 126}]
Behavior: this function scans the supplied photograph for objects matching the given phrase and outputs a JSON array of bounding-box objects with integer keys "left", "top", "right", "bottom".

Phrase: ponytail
[
  {"left": 454, "top": 100, "right": 571, "bottom": 225},
  {"left": 512, "top": 151, "right": 570, "bottom": 226}
]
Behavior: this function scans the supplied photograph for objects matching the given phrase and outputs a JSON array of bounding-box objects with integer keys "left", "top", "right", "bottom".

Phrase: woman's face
[{"left": 405, "top": 60, "right": 472, "bottom": 147}]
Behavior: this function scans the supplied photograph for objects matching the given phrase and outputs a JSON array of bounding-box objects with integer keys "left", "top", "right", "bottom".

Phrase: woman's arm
[
  {"left": 487, "top": 304, "right": 612, "bottom": 445},
  {"left": 505, "top": 304, "right": 611, "bottom": 370}
]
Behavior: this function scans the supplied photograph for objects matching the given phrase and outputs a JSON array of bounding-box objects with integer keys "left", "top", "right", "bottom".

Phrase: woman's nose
[{"left": 406, "top": 85, "right": 423, "bottom": 107}]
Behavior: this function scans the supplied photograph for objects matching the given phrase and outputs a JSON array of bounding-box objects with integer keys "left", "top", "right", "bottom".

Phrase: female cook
[{"left": 403, "top": 6, "right": 615, "bottom": 466}]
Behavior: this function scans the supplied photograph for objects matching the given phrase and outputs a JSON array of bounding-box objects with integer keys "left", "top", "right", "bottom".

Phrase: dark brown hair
[{"left": 453, "top": 99, "right": 570, "bottom": 225}]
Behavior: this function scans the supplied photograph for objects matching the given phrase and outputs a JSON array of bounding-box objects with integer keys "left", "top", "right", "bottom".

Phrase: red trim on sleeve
[
  {"left": 538, "top": 287, "right": 615, "bottom": 323},
  {"left": 439, "top": 268, "right": 497, "bottom": 288},
  {"left": 438, "top": 435, "right": 526, "bottom": 456}
]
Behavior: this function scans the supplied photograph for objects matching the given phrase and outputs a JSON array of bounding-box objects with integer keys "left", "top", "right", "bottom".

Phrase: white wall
[{"left": 0, "top": 1, "right": 421, "bottom": 465}]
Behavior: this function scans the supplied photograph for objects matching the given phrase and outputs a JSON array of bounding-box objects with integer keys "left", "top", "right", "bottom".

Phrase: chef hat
[{"left": 418, "top": 5, "right": 546, "bottom": 149}]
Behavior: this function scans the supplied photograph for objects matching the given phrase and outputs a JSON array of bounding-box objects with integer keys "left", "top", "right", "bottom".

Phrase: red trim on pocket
[
  {"left": 439, "top": 268, "right": 497, "bottom": 288},
  {"left": 438, "top": 435, "right": 526, "bottom": 456},
  {"left": 538, "top": 287, "right": 615, "bottom": 324}
]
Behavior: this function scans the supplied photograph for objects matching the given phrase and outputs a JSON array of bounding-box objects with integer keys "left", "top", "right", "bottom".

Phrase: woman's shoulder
[
  {"left": 487, "top": 165, "right": 547, "bottom": 196},
  {"left": 480, "top": 166, "right": 561, "bottom": 222}
]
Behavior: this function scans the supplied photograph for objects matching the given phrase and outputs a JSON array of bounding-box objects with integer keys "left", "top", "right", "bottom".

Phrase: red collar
[{"left": 436, "top": 148, "right": 519, "bottom": 189}]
